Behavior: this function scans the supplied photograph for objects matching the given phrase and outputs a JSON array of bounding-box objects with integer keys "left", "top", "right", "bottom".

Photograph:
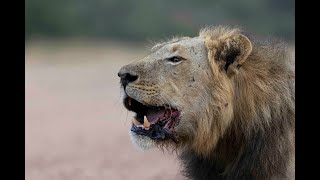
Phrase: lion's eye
[{"left": 167, "top": 56, "right": 183, "bottom": 63}]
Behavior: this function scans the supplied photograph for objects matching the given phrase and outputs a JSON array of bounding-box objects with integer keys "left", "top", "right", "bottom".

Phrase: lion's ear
[{"left": 208, "top": 34, "right": 252, "bottom": 76}]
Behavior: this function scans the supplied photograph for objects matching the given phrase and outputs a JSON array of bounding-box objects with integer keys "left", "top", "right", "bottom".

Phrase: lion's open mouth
[{"left": 123, "top": 96, "right": 180, "bottom": 143}]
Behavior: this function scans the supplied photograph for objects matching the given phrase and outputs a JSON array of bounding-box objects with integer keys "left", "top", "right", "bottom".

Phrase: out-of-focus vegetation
[{"left": 26, "top": 0, "right": 294, "bottom": 42}]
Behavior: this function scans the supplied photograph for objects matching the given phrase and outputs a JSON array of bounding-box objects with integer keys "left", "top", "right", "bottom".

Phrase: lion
[{"left": 118, "top": 26, "right": 295, "bottom": 180}]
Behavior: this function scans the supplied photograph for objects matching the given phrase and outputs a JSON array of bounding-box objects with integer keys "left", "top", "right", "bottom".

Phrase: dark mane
[
  {"left": 180, "top": 121, "right": 292, "bottom": 180},
  {"left": 180, "top": 27, "right": 294, "bottom": 180}
]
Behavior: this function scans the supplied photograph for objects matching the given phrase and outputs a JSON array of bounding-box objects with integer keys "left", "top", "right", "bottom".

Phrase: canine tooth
[
  {"left": 132, "top": 118, "right": 141, "bottom": 126},
  {"left": 128, "top": 97, "right": 132, "bottom": 106},
  {"left": 143, "top": 116, "right": 150, "bottom": 128}
]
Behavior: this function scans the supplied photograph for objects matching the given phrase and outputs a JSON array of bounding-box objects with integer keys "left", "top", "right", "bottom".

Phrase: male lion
[{"left": 118, "top": 26, "right": 295, "bottom": 180}]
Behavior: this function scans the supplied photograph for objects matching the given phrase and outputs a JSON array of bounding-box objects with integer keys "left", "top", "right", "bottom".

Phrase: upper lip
[
  {"left": 123, "top": 95, "right": 149, "bottom": 121},
  {"left": 124, "top": 95, "right": 180, "bottom": 126}
]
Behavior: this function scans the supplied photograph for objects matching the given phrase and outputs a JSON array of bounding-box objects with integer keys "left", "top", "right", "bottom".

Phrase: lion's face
[
  {"left": 118, "top": 37, "right": 217, "bottom": 149},
  {"left": 118, "top": 29, "right": 252, "bottom": 154}
]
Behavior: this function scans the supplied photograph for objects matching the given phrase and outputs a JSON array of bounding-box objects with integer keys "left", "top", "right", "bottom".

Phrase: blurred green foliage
[{"left": 26, "top": 0, "right": 294, "bottom": 42}]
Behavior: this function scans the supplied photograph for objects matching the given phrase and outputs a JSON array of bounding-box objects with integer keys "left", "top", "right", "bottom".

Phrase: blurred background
[{"left": 25, "top": 0, "right": 294, "bottom": 179}]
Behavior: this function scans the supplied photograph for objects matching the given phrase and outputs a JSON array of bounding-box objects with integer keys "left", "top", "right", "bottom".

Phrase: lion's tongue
[{"left": 146, "top": 108, "right": 166, "bottom": 124}]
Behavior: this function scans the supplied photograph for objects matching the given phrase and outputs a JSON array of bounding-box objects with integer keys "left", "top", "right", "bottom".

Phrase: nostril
[
  {"left": 126, "top": 73, "right": 138, "bottom": 82},
  {"left": 118, "top": 72, "right": 138, "bottom": 87}
]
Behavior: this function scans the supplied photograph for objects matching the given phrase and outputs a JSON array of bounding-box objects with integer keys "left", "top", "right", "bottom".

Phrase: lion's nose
[{"left": 118, "top": 71, "right": 138, "bottom": 88}]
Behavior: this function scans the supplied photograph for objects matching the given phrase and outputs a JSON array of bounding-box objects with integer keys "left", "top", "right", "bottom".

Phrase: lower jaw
[
  {"left": 130, "top": 124, "right": 179, "bottom": 143},
  {"left": 129, "top": 131, "right": 157, "bottom": 150}
]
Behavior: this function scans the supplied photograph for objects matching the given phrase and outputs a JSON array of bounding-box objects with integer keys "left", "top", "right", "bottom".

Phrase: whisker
[
  {"left": 125, "top": 110, "right": 129, "bottom": 125},
  {"left": 112, "top": 97, "right": 121, "bottom": 107}
]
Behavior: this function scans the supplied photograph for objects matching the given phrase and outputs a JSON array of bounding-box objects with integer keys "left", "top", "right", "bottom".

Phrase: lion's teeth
[
  {"left": 132, "top": 118, "right": 141, "bottom": 126},
  {"left": 128, "top": 97, "right": 132, "bottom": 106},
  {"left": 143, "top": 116, "right": 150, "bottom": 128}
]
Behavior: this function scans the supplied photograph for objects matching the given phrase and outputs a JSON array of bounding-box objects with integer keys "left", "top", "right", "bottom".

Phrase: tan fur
[{"left": 119, "top": 25, "right": 295, "bottom": 179}]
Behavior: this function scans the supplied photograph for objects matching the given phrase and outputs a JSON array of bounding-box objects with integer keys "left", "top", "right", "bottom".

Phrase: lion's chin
[{"left": 129, "top": 130, "right": 156, "bottom": 151}]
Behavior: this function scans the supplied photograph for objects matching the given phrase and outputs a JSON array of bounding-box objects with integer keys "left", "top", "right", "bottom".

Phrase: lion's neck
[
  {"left": 180, "top": 45, "right": 294, "bottom": 180},
  {"left": 180, "top": 122, "right": 292, "bottom": 180}
]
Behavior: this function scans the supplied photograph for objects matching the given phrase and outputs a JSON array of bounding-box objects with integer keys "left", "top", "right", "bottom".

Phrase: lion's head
[
  {"left": 118, "top": 26, "right": 294, "bottom": 179},
  {"left": 117, "top": 26, "right": 261, "bottom": 155}
]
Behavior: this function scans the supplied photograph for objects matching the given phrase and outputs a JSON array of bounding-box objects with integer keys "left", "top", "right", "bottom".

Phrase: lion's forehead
[
  {"left": 163, "top": 37, "right": 204, "bottom": 51},
  {"left": 149, "top": 37, "right": 207, "bottom": 61},
  {"left": 175, "top": 37, "right": 204, "bottom": 47}
]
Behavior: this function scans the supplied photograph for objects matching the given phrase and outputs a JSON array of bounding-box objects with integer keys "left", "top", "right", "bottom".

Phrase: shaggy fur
[{"left": 118, "top": 25, "right": 295, "bottom": 180}]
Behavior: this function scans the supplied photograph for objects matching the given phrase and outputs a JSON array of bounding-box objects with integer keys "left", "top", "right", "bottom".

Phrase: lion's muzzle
[{"left": 118, "top": 64, "right": 140, "bottom": 89}]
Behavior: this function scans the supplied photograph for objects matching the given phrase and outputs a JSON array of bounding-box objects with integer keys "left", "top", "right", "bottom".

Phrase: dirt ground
[{"left": 25, "top": 40, "right": 185, "bottom": 180}]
